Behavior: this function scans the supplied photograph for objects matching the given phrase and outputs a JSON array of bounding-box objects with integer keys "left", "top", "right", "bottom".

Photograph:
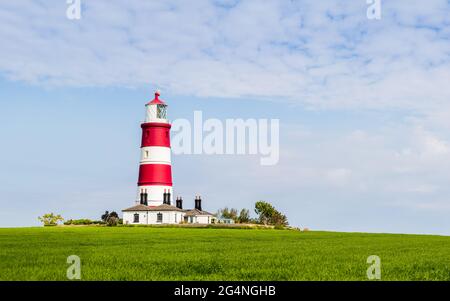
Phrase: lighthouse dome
[{"left": 147, "top": 90, "right": 166, "bottom": 106}]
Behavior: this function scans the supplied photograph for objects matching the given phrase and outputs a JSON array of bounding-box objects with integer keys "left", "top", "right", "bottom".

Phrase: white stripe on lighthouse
[
  {"left": 136, "top": 185, "right": 173, "bottom": 206},
  {"left": 140, "top": 146, "right": 171, "bottom": 165}
]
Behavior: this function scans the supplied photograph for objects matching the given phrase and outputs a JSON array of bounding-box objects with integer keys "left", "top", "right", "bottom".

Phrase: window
[
  {"left": 157, "top": 104, "right": 167, "bottom": 119},
  {"left": 144, "top": 150, "right": 149, "bottom": 159},
  {"left": 133, "top": 213, "right": 139, "bottom": 223},
  {"left": 175, "top": 213, "right": 177, "bottom": 223},
  {"left": 157, "top": 212, "right": 163, "bottom": 223}
]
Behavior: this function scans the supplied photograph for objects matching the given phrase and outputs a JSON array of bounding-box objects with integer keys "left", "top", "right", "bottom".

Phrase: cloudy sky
[{"left": 1, "top": 0, "right": 450, "bottom": 234}]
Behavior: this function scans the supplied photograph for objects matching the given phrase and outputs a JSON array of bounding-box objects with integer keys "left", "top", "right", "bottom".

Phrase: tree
[
  {"left": 101, "top": 211, "right": 109, "bottom": 222},
  {"left": 254, "top": 201, "right": 274, "bottom": 225},
  {"left": 106, "top": 216, "right": 119, "bottom": 227},
  {"left": 238, "top": 208, "right": 250, "bottom": 223},
  {"left": 271, "top": 211, "right": 288, "bottom": 227},
  {"left": 254, "top": 201, "right": 288, "bottom": 226},
  {"left": 217, "top": 207, "right": 239, "bottom": 222},
  {"left": 102, "top": 211, "right": 119, "bottom": 222},
  {"left": 38, "top": 213, "right": 64, "bottom": 226}
]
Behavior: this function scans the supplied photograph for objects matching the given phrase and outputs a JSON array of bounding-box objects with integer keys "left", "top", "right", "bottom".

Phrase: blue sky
[{"left": 1, "top": 0, "right": 450, "bottom": 234}]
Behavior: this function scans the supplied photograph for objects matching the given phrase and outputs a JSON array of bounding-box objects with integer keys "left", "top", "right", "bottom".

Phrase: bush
[
  {"left": 63, "top": 219, "right": 95, "bottom": 225},
  {"left": 72, "top": 219, "right": 92, "bottom": 225},
  {"left": 274, "top": 224, "right": 285, "bottom": 230},
  {"left": 92, "top": 220, "right": 106, "bottom": 225}
]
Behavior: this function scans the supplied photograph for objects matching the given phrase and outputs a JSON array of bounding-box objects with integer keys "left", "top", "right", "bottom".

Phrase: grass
[{"left": 0, "top": 227, "right": 449, "bottom": 280}]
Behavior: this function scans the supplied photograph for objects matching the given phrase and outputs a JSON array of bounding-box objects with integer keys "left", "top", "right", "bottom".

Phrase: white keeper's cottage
[{"left": 123, "top": 196, "right": 215, "bottom": 225}]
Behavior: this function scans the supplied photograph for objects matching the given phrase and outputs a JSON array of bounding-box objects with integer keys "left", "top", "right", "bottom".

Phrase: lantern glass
[{"left": 157, "top": 104, "right": 167, "bottom": 119}]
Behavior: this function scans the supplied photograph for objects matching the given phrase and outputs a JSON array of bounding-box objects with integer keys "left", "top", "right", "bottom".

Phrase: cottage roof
[
  {"left": 148, "top": 204, "right": 183, "bottom": 212},
  {"left": 122, "top": 204, "right": 151, "bottom": 212},
  {"left": 183, "top": 208, "right": 215, "bottom": 217},
  {"left": 122, "top": 204, "right": 183, "bottom": 212}
]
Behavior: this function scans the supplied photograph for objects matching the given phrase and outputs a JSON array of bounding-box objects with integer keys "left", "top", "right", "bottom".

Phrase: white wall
[
  {"left": 147, "top": 211, "right": 184, "bottom": 224},
  {"left": 124, "top": 211, "right": 214, "bottom": 225},
  {"left": 184, "top": 215, "right": 212, "bottom": 224},
  {"left": 123, "top": 211, "right": 184, "bottom": 224},
  {"left": 196, "top": 215, "right": 212, "bottom": 224},
  {"left": 123, "top": 211, "right": 149, "bottom": 225}
]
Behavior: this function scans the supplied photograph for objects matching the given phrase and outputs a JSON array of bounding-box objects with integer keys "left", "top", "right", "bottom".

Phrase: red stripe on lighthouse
[
  {"left": 138, "top": 164, "right": 172, "bottom": 186},
  {"left": 141, "top": 123, "right": 171, "bottom": 147}
]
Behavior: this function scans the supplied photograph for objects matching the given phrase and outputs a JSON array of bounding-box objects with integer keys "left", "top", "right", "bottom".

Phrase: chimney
[
  {"left": 140, "top": 192, "right": 144, "bottom": 205},
  {"left": 195, "top": 196, "right": 202, "bottom": 211},
  {"left": 176, "top": 197, "right": 183, "bottom": 209},
  {"left": 143, "top": 190, "right": 148, "bottom": 206},
  {"left": 167, "top": 190, "right": 171, "bottom": 206},
  {"left": 163, "top": 189, "right": 167, "bottom": 204}
]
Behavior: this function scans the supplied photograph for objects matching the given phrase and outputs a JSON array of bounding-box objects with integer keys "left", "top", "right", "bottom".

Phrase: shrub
[
  {"left": 92, "top": 220, "right": 106, "bottom": 225},
  {"left": 71, "top": 219, "right": 92, "bottom": 225},
  {"left": 63, "top": 219, "right": 96, "bottom": 225}
]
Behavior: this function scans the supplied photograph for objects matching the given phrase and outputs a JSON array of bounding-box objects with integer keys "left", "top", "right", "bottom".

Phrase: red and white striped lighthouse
[{"left": 136, "top": 90, "right": 173, "bottom": 206}]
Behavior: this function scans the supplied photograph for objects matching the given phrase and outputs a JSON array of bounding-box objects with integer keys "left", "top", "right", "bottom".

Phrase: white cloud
[
  {"left": 0, "top": 1, "right": 450, "bottom": 116},
  {"left": 270, "top": 122, "right": 450, "bottom": 207},
  {"left": 415, "top": 127, "right": 449, "bottom": 156}
]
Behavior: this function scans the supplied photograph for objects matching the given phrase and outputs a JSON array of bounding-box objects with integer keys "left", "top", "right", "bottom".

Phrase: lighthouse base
[{"left": 137, "top": 185, "right": 173, "bottom": 206}]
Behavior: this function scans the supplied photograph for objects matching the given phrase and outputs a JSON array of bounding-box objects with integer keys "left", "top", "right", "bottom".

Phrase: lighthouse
[
  {"left": 122, "top": 90, "right": 215, "bottom": 225},
  {"left": 136, "top": 90, "right": 173, "bottom": 206}
]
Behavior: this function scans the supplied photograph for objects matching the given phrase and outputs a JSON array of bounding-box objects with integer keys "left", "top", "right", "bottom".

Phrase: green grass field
[{"left": 0, "top": 227, "right": 449, "bottom": 280}]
